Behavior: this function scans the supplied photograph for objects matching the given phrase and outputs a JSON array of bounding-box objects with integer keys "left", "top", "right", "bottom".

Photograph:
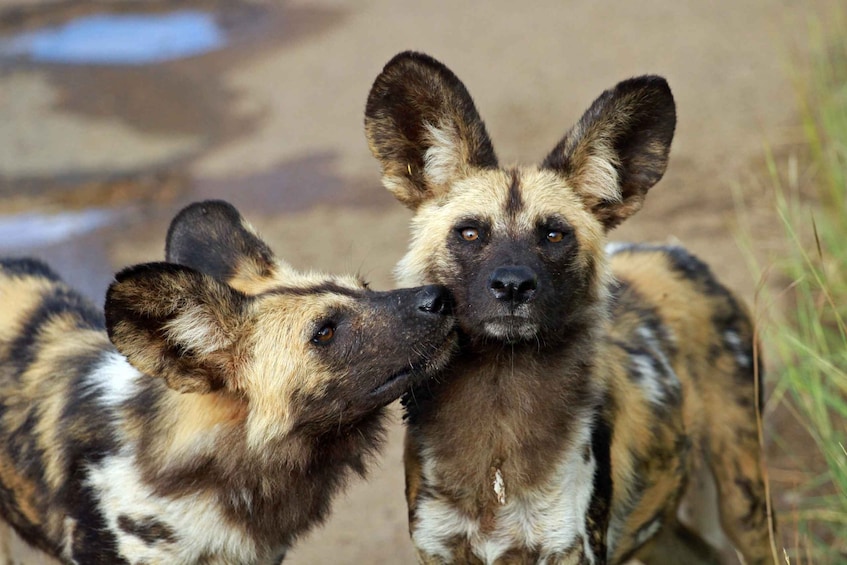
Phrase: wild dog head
[
  {"left": 365, "top": 51, "right": 675, "bottom": 345},
  {"left": 106, "top": 200, "right": 456, "bottom": 444}
]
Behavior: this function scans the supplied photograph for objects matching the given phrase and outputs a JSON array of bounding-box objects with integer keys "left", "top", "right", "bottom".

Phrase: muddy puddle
[
  {"left": 0, "top": 1, "right": 353, "bottom": 301},
  {"left": 0, "top": 1, "right": 276, "bottom": 182},
  {"left": 0, "top": 10, "right": 227, "bottom": 65}
]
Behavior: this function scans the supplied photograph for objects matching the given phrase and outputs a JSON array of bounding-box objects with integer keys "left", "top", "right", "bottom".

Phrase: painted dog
[
  {"left": 364, "top": 51, "right": 773, "bottom": 564},
  {"left": 0, "top": 200, "right": 456, "bottom": 564}
]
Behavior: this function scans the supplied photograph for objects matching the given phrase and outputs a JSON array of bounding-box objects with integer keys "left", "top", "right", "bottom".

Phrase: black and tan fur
[
  {"left": 364, "top": 51, "right": 773, "bottom": 564},
  {"left": 0, "top": 200, "right": 456, "bottom": 564}
]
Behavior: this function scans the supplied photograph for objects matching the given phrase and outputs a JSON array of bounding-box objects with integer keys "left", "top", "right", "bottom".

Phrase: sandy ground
[{"left": 0, "top": 0, "right": 836, "bottom": 562}]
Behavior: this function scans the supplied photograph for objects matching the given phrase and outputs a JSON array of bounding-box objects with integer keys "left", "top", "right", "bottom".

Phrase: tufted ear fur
[
  {"left": 364, "top": 51, "right": 498, "bottom": 209},
  {"left": 542, "top": 76, "right": 676, "bottom": 230},
  {"left": 105, "top": 262, "right": 251, "bottom": 394}
]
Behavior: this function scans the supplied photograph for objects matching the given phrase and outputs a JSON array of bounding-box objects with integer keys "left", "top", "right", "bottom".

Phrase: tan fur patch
[{"left": 0, "top": 275, "right": 53, "bottom": 345}]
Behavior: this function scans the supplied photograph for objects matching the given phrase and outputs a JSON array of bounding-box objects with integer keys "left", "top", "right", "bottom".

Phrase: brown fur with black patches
[
  {"left": 365, "top": 51, "right": 773, "bottom": 564},
  {"left": 0, "top": 200, "right": 457, "bottom": 564}
]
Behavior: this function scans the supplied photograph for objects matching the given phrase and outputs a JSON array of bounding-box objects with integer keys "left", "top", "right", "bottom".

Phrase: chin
[{"left": 480, "top": 319, "right": 539, "bottom": 343}]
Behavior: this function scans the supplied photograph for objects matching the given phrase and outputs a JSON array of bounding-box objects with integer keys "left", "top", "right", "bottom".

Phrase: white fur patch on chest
[
  {"left": 492, "top": 468, "right": 506, "bottom": 505},
  {"left": 413, "top": 425, "right": 598, "bottom": 564},
  {"left": 85, "top": 452, "right": 269, "bottom": 564}
]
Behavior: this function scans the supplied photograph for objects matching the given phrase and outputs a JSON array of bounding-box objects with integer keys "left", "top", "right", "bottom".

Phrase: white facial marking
[{"left": 482, "top": 319, "right": 539, "bottom": 341}]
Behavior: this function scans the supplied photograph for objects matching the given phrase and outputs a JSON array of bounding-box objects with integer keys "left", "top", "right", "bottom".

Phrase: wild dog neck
[
  {"left": 404, "top": 325, "right": 604, "bottom": 498},
  {"left": 133, "top": 375, "right": 384, "bottom": 483},
  {"left": 121, "top": 370, "right": 385, "bottom": 545}
]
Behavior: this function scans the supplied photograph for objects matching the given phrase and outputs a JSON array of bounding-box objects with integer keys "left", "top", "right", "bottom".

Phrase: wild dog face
[
  {"left": 109, "top": 200, "right": 457, "bottom": 442},
  {"left": 365, "top": 52, "right": 675, "bottom": 344}
]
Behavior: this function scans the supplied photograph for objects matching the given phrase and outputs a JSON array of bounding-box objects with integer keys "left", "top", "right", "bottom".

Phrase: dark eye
[
  {"left": 311, "top": 323, "right": 336, "bottom": 345},
  {"left": 460, "top": 228, "right": 479, "bottom": 241},
  {"left": 546, "top": 230, "right": 565, "bottom": 243}
]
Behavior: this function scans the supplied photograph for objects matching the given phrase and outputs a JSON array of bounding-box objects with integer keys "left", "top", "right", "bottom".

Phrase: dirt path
[{"left": 0, "top": 0, "right": 834, "bottom": 562}]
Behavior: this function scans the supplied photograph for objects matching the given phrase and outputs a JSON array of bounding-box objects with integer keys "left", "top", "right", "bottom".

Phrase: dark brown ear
[
  {"left": 364, "top": 51, "right": 498, "bottom": 209},
  {"left": 105, "top": 262, "right": 250, "bottom": 394},
  {"left": 542, "top": 76, "right": 676, "bottom": 230},
  {"left": 166, "top": 200, "right": 278, "bottom": 285}
]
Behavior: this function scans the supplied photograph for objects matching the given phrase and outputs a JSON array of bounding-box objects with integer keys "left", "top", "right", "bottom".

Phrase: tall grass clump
[{"left": 748, "top": 9, "right": 847, "bottom": 562}]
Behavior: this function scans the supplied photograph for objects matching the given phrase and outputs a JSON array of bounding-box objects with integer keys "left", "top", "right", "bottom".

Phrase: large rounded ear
[
  {"left": 166, "top": 200, "right": 288, "bottom": 293},
  {"left": 542, "top": 76, "right": 676, "bottom": 230},
  {"left": 364, "top": 51, "right": 498, "bottom": 209},
  {"left": 105, "top": 262, "right": 251, "bottom": 394}
]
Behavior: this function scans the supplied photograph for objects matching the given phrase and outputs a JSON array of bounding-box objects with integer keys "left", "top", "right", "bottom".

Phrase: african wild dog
[
  {"left": 0, "top": 200, "right": 456, "bottom": 564},
  {"left": 364, "top": 52, "right": 774, "bottom": 564}
]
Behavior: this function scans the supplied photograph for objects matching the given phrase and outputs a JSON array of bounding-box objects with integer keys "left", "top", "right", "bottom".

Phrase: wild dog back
[
  {"left": 0, "top": 200, "right": 456, "bottom": 564},
  {"left": 601, "top": 243, "right": 766, "bottom": 564}
]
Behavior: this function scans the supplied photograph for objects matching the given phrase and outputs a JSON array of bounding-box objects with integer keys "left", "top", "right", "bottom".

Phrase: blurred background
[{"left": 0, "top": 0, "right": 844, "bottom": 563}]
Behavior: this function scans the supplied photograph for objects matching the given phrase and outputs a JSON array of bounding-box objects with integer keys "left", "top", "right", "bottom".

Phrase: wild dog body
[
  {"left": 0, "top": 201, "right": 456, "bottom": 564},
  {"left": 365, "top": 52, "right": 773, "bottom": 564}
]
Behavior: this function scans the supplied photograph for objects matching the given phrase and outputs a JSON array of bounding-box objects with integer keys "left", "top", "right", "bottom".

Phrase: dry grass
[{"left": 739, "top": 6, "right": 847, "bottom": 563}]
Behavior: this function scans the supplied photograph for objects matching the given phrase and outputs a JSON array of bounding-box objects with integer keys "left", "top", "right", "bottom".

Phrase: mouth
[
  {"left": 368, "top": 333, "right": 457, "bottom": 400},
  {"left": 481, "top": 315, "right": 538, "bottom": 342}
]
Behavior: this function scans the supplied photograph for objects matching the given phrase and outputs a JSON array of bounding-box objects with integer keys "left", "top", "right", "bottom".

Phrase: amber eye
[
  {"left": 546, "top": 230, "right": 565, "bottom": 243},
  {"left": 461, "top": 228, "right": 479, "bottom": 241},
  {"left": 311, "top": 324, "right": 335, "bottom": 345}
]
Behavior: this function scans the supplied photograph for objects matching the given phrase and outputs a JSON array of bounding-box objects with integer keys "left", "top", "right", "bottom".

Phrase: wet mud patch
[
  {"left": 0, "top": 0, "right": 346, "bottom": 186},
  {"left": 0, "top": 0, "right": 349, "bottom": 303},
  {"left": 0, "top": 170, "right": 189, "bottom": 212},
  {"left": 44, "top": 64, "right": 240, "bottom": 140}
]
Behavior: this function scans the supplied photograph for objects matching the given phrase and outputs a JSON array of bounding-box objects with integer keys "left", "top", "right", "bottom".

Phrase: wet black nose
[
  {"left": 416, "top": 285, "right": 453, "bottom": 316},
  {"left": 489, "top": 266, "right": 538, "bottom": 304}
]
